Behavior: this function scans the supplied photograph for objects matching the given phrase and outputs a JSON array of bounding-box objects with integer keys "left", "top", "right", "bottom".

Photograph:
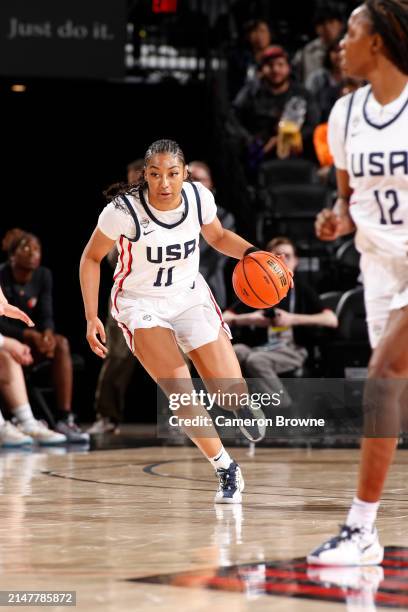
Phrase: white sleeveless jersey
[
  {"left": 97, "top": 181, "right": 217, "bottom": 305},
  {"left": 328, "top": 83, "right": 408, "bottom": 258}
]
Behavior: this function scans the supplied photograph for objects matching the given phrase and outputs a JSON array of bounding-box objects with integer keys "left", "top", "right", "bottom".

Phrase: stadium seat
[
  {"left": 335, "top": 286, "right": 368, "bottom": 342},
  {"left": 319, "top": 286, "right": 370, "bottom": 376},
  {"left": 258, "top": 158, "right": 317, "bottom": 187},
  {"left": 336, "top": 239, "right": 360, "bottom": 268},
  {"left": 319, "top": 290, "right": 344, "bottom": 312}
]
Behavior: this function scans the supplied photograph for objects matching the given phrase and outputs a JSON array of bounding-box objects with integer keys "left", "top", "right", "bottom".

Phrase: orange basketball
[{"left": 232, "top": 251, "right": 292, "bottom": 308}]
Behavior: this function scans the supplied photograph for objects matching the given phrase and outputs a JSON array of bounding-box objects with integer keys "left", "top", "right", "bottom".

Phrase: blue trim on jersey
[
  {"left": 344, "top": 91, "right": 355, "bottom": 143},
  {"left": 121, "top": 195, "right": 141, "bottom": 242},
  {"left": 191, "top": 182, "right": 203, "bottom": 226},
  {"left": 363, "top": 86, "right": 408, "bottom": 130},
  {"left": 138, "top": 188, "right": 189, "bottom": 229}
]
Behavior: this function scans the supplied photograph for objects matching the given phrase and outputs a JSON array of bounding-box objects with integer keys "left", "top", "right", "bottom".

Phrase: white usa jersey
[
  {"left": 329, "top": 83, "right": 408, "bottom": 258},
  {"left": 97, "top": 181, "right": 217, "bottom": 305}
]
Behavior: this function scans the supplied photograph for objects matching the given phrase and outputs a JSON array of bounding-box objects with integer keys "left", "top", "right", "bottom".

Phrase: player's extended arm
[
  {"left": 79, "top": 228, "right": 115, "bottom": 358},
  {"left": 200, "top": 216, "right": 254, "bottom": 259},
  {"left": 315, "top": 169, "right": 356, "bottom": 241}
]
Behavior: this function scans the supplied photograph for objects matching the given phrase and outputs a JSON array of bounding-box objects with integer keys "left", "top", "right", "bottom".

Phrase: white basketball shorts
[
  {"left": 111, "top": 273, "right": 232, "bottom": 354},
  {"left": 360, "top": 252, "right": 408, "bottom": 348}
]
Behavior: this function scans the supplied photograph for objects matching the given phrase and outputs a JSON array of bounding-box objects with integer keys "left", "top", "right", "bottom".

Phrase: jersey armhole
[
  {"left": 344, "top": 92, "right": 356, "bottom": 143},
  {"left": 120, "top": 195, "right": 141, "bottom": 242},
  {"left": 190, "top": 182, "right": 203, "bottom": 226}
]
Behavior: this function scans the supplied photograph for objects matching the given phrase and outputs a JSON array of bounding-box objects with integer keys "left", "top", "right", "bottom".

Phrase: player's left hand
[{"left": 0, "top": 302, "right": 34, "bottom": 327}]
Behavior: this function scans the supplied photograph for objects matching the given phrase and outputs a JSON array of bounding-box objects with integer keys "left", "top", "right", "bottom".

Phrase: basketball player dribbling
[
  {"left": 309, "top": 0, "right": 408, "bottom": 564},
  {"left": 80, "top": 139, "right": 270, "bottom": 504}
]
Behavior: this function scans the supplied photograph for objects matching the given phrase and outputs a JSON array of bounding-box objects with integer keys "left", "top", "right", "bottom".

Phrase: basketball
[{"left": 232, "top": 251, "right": 291, "bottom": 308}]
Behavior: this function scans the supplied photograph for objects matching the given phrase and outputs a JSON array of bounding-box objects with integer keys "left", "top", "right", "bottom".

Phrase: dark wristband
[{"left": 243, "top": 246, "right": 260, "bottom": 257}]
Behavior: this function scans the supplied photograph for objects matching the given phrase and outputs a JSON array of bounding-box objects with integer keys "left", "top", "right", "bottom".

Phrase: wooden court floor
[{"left": 0, "top": 445, "right": 408, "bottom": 611}]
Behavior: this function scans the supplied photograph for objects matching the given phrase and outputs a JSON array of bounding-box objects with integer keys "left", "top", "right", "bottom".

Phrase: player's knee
[{"left": 368, "top": 355, "right": 408, "bottom": 379}]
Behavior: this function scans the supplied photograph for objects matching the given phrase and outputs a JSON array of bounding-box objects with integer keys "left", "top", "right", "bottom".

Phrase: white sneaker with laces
[
  {"left": 214, "top": 461, "right": 245, "bottom": 504},
  {"left": 307, "top": 524, "right": 384, "bottom": 566},
  {"left": 0, "top": 421, "right": 33, "bottom": 447},
  {"left": 19, "top": 420, "right": 66, "bottom": 445}
]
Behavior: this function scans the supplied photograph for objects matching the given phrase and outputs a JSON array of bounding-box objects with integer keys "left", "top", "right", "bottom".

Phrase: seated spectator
[
  {"left": 223, "top": 237, "right": 338, "bottom": 397},
  {"left": 293, "top": 3, "right": 344, "bottom": 84},
  {"left": 189, "top": 160, "right": 235, "bottom": 310},
  {"left": 0, "top": 231, "right": 89, "bottom": 443},
  {"left": 227, "top": 19, "right": 274, "bottom": 99},
  {"left": 306, "top": 36, "right": 343, "bottom": 123},
  {"left": 0, "top": 332, "right": 66, "bottom": 446},
  {"left": 232, "top": 45, "right": 320, "bottom": 175}
]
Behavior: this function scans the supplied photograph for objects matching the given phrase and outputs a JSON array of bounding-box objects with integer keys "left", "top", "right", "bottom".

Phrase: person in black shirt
[
  {"left": 0, "top": 231, "right": 88, "bottom": 443},
  {"left": 232, "top": 45, "right": 320, "bottom": 171},
  {"left": 223, "top": 237, "right": 338, "bottom": 397}
]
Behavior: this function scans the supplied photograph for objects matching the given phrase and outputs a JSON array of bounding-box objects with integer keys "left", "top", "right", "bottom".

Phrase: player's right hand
[
  {"left": 86, "top": 317, "right": 108, "bottom": 359},
  {"left": 315, "top": 208, "right": 342, "bottom": 241}
]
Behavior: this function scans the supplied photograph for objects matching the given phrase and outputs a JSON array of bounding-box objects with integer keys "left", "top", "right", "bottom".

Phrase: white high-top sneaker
[{"left": 308, "top": 524, "right": 384, "bottom": 566}]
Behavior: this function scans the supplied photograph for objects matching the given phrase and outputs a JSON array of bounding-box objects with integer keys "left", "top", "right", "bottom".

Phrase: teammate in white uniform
[
  {"left": 80, "top": 139, "right": 266, "bottom": 504},
  {"left": 309, "top": 0, "right": 408, "bottom": 565}
]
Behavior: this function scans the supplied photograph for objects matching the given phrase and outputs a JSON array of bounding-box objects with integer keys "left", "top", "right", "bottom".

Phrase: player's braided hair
[
  {"left": 364, "top": 0, "right": 408, "bottom": 74},
  {"left": 104, "top": 139, "right": 191, "bottom": 210}
]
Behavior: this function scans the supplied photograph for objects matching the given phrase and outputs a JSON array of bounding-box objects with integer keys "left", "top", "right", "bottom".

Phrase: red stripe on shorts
[
  {"left": 119, "top": 322, "right": 133, "bottom": 352},
  {"left": 206, "top": 282, "right": 229, "bottom": 334}
]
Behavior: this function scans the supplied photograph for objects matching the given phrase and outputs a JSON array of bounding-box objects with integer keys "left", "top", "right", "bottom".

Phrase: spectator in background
[
  {"left": 232, "top": 45, "right": 320, "bottom": 174},
  {"left": 306, "top": 36, "right": 343, "bottom": 122},
  {"left": 0, "top": 231, "right": 89, "bottom": 443},
  {"left": 293, "top": 3, "right": 344, "bottom": 84},
  {"left": 189, "top": 161, "right": 235, "bottom": 310},
  {"left": 223, "top": 237, "right": 338, "bottom": 397},
  {"left": 88, "top": 159, "right": 144, "bottom": 435},
  {"left": 227, "top": 19, "right": 274, "bottom": 99},
  {"left": 0, "top": 332, "right": 66, "bottom": 446}
]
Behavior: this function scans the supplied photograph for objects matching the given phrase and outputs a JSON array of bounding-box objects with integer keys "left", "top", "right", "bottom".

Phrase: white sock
[
  {"left": 209, "top": 446, "right": 233, "bottom": 470},
  {"left": 0, "top": 410, "right": 5, "bottom": 427},
  {"left": 346, "top": 496, "right": 380, "bottom": 530},
  {"left": 13, "top": 403, "right": 36, "bottom": 427}
]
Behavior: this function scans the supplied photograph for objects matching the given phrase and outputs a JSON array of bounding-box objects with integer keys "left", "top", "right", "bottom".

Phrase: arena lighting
[
  {"left": 11, "top": 84, "right": 26, "bottom": 93},
  {"left": 152, "top": 0, "right": 178, "bottom": 13}
]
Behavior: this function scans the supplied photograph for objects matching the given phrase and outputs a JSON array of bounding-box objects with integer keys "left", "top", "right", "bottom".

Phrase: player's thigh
[
  {"left": 369, "top": 305, "right": 408, "bottom": 377},
  {"left": 133, "top": 326, "right": 192, "bottom": 394},
  {"left": 188, "top": 329, "right": 243, "bottom": 380}
]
